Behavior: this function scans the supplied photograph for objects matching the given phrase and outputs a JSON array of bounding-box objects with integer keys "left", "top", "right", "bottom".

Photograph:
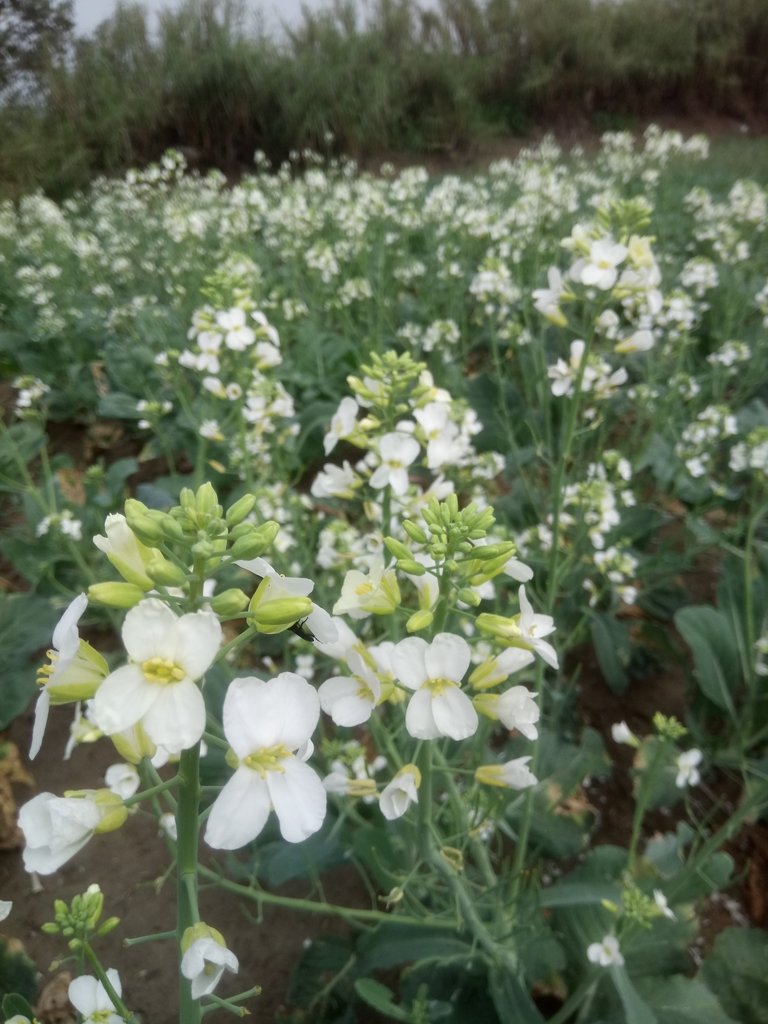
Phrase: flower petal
[
  {"left": 267, "top": 759, "right": 326, "bottom": 843},
  {"left": 141, "top": 679, "right": 206, "bottom": 754},
  {"left": 432, "top": 686, "right": 478, "bottom": 740},
  {"left": 52, "top": 593, "right": 88, "bottom": 659},
  {"left": 425, "top": 633, "right": 471, "bottom": 683},
  {"left": 121, "top": 599, "right": 179, "bottom": 661},
  {"left": 204, "top": 768, "right": 271, "bottom": 850},
  {"left": 223, "top": 674, "right": 319, "bottom": 754},
  {"left": 174, "top": 610, "right": 222, "bottom": 679},
  {"left": 404, "top": 688, "right": 441, "bottom": 740},
  {"left": 391, "top": 637, "right": 428, "bottom": 690},
  {"left": 29, "top": 689, "right": 51, "bottom": 760},
  {"left": 90, "top": 665, "right": 157, "bottom": 736}
]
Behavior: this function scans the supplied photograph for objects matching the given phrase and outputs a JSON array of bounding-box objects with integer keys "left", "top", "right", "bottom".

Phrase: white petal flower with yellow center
[
  {"left": 379, "top": 764, "right": 421, "bottom": 820},
  {"left": 391, "top": 633, "right": 478, "bottom": 741},
  {"left": 475, "top": 756, "right": 537, "bottom": 790},
  {"left": 333, "top": 557, "right": 401, "bottom": 619},
  {"left": 587, "top": 934, "right": 624, "bottom": 967},
  {"left": 319, "top": 649, "right": 382, "bottom": 727},
  {"left": 31, "top": 593, "right": 108, "bottom": 760},
  {"left": 90, "top": 599, "right": 222, "bottom": 755},
  {"left": 204, "top": 674, "right": 326, "bottom": 849},
  {"left": 181, "top": 924, "right": 239, "bottom": 999},
  {"left": 369, "top": 432, "right": 421, "bottom": 496},
  {"left": 69, "top": 969, "right": 125, "bottom": 1024}
]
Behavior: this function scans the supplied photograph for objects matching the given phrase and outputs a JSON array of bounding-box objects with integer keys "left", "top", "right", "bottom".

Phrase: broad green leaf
[
  {"left": 590, "top": 612, "right": 632, "bottom": 693},
  {"left": 356, "top": 923, "right": 470, "bottom": 973},
  {"left": 0, "top": 593, "right": 61, "bottom": 729},
  {"left": 635, "top": 974, "right": 737, "bottom": 1024},
  {"left": 539, "top": 880, "right": 621, "bottom": 908},
  {"left": 700, "top": 927, "right": 768, "bottom": 1024},
  {"left": 674, "top": 605, "right": 740, "bottom": 714},
  {"left": 611, "top": 965, "right": 658, "bottom": 1024}
]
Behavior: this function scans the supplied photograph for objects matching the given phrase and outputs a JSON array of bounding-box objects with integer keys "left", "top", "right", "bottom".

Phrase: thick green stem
[
  {"left": 83, "top": 942, "right": 136, "bottom": 1021},
  {"left": 176, "top": 743, "right": 202, "bottom": 1024},
  {"left": 417, "top": 742, "right": 434, "bottom": 862}
]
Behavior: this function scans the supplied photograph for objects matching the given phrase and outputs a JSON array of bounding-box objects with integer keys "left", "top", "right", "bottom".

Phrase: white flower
[
  {"left": 104, "top": 763, "right": 140, "bottom": 799},
  {"left": 475, "top": 756, "right": 537, "bottom": 790},
  {"left": 31, "top": 593, "right": 108, "bottom": 760},
  {"left": 311, "top": 461, "right": 359, "bottom": 499},
  {"left": 654, "top": 889, "right": 675, "bottom": 919},
  {"left": 515, "top": 586, "right": 558, "bottom": 669},
  {"left": 532, "top": 266, "right": 568, "bottom": 326},
  {"left": 319, "top": 649, "right": 381, "bottom": 726},
  {"left": 611, "top": 721, "right": 638, "bottom": 746},
  {"left": 587, "top": 934, "right": 624, "bottom": 967},
  {"left": 324, "top": 396, "right": 359, "bottom": 454},
  {"left": 369, "top": 432, "right": 421, "bottom": 495},
  {"left": 379, "top": 764, "right": 421, "bottom": 820},
  {"left": 204, "top": 674, "right": 326, "bottom": 849},
  {"left": 69, "top": 969, "right": 124, "bottom": 1024},
  {"left": 580, "top": 238, "right": 628, "bottom": 290},
  {"left": 181, "top": 932, "right": 239, "bottom": 999},
  {"left": 93, "top": 513, "right": 154, "bottom": 588},
  {"left": 476, "top": 686, "right": 540, "bottom": 740},
  {"left": 19, "top": 792, "right": 101, "bottom": 874},
  {"left": 675, "top": 748, "right": 702, "bottom": 788},
  {"left": 333, "top": 557, "right": 400, "bottom": 619},
  {"left": 391, "top": 633, "right": 478, "bottom": 741},
  {"left": 90, "top": 599, "right": 222, "bottom": 755}
]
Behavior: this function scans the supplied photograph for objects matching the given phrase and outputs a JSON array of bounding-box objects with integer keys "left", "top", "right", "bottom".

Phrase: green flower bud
[
  {"left": 87, "top": 582, "right": 146, "bottom": 609},
  {"left": 384, "top": 537, "right": 411, "bottom": 560},
  {"left": 194, "top": 482, "right": 221, "bottom": 518},
  {"left": 403, "top": 521, "right": 428, "bottom": 545},
  {"left": 229, "top": 521, "right": 280, "bottom": 560},
  {"left": 457, "top": 588, "right": 481, "bottom": 607},
  {"left": 210, "top": 588, "right": 249, "bottom": 616},
  {"left": 406, "top": 609, "right": 434, "bottom": 633},
  {"left": 225, "top": 493, "right": 257, "bottom": 527},
  {"left": 92, "top": 790, "right": 129, "bottom": 834},
  {"left": 123, "top": 509, "right": 165, "bottom": 546},
  {"left": 249, "top": 596, "right": 313, "bottom": 634},
  {"left": 146, "top": 555, "right": 188, "bottom": 588},
  {"left": 398, "top": 559, "right": 426, "bottom": 576}
]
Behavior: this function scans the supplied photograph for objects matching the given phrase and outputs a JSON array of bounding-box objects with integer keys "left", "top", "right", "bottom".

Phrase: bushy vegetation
[
  {"left": 1, "top": 127, "right": 768, "bottom": 1021},
  {"left": 1, "top": 0, "right": 767, "bottom": 198}
]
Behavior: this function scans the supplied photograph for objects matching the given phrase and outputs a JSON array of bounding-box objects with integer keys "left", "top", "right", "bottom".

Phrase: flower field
[{"left": 0, "top": 126, "right": 767, "bottom": 1023}]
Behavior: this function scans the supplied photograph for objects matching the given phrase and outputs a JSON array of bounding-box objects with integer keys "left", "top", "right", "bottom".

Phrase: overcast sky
[{"left": 73, "top": 0, "right": 329, "bottom": 38}]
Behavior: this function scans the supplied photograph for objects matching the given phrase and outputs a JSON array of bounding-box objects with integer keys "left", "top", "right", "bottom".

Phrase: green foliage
[
  {"left": 0, "top": 592, "right": 60, "bottom": 728},
  {"left": 0, "top": 938, "right": 38, "bottom": 1005},
  {"left": 700, "top": 928, "right": 768, "bottom": 1024}
]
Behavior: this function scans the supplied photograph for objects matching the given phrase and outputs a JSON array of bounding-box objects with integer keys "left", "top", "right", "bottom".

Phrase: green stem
[
  {"left": 83, "top": 942, "right": 136, "bottom": 1021},
  {"left": 417, "top": 742, "right": 434, "bottom": 862},
  {"left": 198, "top": 865, "right": 457, "bottom": 929},
  {"left": 176, "top": 743, "right": 202, "bottom": 1024}
]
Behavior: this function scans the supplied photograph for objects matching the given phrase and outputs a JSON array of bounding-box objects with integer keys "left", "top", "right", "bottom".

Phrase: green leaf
[
  {"left": 96, "top": 391, "right": 142, "bottom": 419},
  {"left": 539, "top": 880, "right": 622, "bottom": 908},
  {"left": 590, "top": 612, "right": 632, "bottom": 693},
  {"left": 610, "top": 965, "right": 658, "bottom": 1024},
  {"left": 356, "top": 923, "right": 471, "bottom": 974},
  {"left": 354, "top": 979, "right": 412, "bottom": 1022},
  {"left": 674, "top": 606, "right": 740, "bottom": 713},
  {"left": 700, "top": 927, "right": 768, "bottom": 1024},
  {"left": 0, "top": 939, "right": 38, "bottom": 1003},
  {"left": 635, "top": 974, "right": 737, "bottom": 1024},
  {"left": 0, "top": 593, "right": 61, "bottom": 729}
]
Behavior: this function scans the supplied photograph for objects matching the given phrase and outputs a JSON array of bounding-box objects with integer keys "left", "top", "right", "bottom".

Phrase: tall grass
[{"left": 1, "top": 0, "right": 766, "bottom": 198}]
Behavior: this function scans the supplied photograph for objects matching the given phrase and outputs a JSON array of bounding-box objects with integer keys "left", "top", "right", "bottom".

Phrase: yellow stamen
[
  {"left": 141, "top": 657, "right": 186, "bottom": 685},
  {"left": 243, "top": 743, "right": 290, "bottom": 777}
]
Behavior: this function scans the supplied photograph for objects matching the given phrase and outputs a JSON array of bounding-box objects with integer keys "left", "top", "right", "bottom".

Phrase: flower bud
[
  {"left": 384, "top": 537, "right": 411, "bottom": 560},
  {"left": 146, "top": 555, "right": 188, "bottom": 588},
  {"left": 87, "top": 582, "right": 146, "bottom": 609},
  {"left": 403, "top": 521, "right": 428, "bottom": 545},
  {"left": 91, "top": 790, "right": 129, "bottom": 833},
  {"left": 406, "top": 609, "right": 434, "bottom": 633},
  {"left": 225, "top": 493, "right": 257, "bottom": 527},
  {"left": 457, "top": 588, "right": 481, "bottom": 607},
  {"left": 397, "top": 559, "right": 426, "bottom": 576},
  {"left": 228, "top": 521, "right": 280, "bottom": 560},
  {"left": 248, "top": 596, "right": 313, "bottom": 634},
  {"left": 210, "top": 588, "right": 249, "bottom": 616}
]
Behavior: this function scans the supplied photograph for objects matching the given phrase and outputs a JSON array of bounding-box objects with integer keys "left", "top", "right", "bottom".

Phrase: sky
[{"left": 73, "top": 0, "right": 328, "bottom": 38}]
